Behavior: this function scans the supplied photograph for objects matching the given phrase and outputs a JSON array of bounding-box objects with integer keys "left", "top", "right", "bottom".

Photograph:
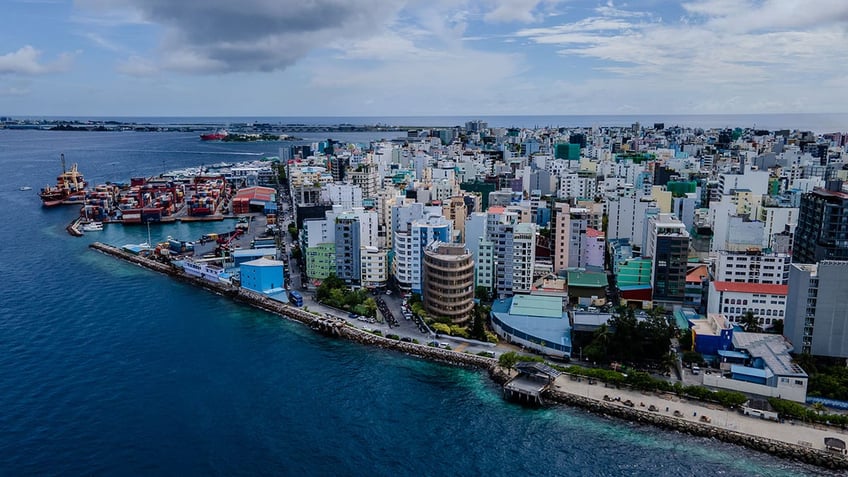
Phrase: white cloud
[
  {"left": 0, "top": 46, "right": 75, "bottom": 75},
  {"left": 485, "top": 0, "right": 550, "bottom": 23},
  {"left": 116, "top": 55, "right": 158, "bottom": 76}
]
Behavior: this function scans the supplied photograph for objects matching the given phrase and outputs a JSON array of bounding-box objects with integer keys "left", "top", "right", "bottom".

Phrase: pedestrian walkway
[{"left": 553, "top": 374, "right": 848, "bottom": 453}]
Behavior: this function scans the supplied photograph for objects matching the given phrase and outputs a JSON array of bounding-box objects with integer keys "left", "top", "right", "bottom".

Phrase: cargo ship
[
  {"left": 200, "top": 129, "right": 228, "bottom": 141},
  {"left": 40, "top": 154, "right": 88, "bottom": 207}
]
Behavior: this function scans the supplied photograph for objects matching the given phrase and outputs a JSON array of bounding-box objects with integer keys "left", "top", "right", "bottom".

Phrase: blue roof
[
  {"left": 731, "top": 364, "right": 773, "bottom": 379},
  {"left": 492, "top": 298, "right": 571, "bottom": 350},
  {"left": 718, "top": 349, "right": 749, "bottom": 359}
]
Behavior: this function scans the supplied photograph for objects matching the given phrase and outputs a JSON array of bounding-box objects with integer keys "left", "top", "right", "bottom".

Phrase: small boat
[
  {"left": 81, "top": 221, "right": 103, "bottom": 232},
  {"left": 19, "top": 186, "right": 32, "bottom": 191}
]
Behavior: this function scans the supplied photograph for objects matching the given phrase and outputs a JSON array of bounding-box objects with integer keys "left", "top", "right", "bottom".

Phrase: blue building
[
  {"left": 240, "top": 258, "right": 285, "bottom": 294},
  {"left": 490, "top": 295, "right": 572, "bottom": 358},
  {"left": 689, "top": 313, "right": 734, "bottom": 356}
]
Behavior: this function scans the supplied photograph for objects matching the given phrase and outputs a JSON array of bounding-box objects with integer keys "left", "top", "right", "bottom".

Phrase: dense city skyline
[{"left": 2, "top": 0, "right": 848, "bottom": 116}]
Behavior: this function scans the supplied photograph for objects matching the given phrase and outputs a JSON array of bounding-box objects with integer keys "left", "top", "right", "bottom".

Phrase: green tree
[
  {"left": 470, "top": 304, "right": 488, "bottom": 340},
  {"left": 740, "top": 311, "right": 762, "bottom": 333},
  {"left": 475, "top": 286, "right": 491, "bottom": 302},
  {"left": 431, "top": 323, "right": 451, "bottom": 335},
  {"left": 363, "top": 298, "right": 377, "bottom": 317},
  {"left": 498, "top": 351, "right": 519, "bottom": 370},
  {"left": 679, "top": 328, "right": 694, "bottom": 351},
  {"left": 771, "top": 319, "right": 784, "bottom": 335}
]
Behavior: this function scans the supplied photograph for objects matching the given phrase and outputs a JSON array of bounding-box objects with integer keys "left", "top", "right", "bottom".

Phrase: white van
[{"left": 691, "top": 365, "right": 701, "bottom": 375}]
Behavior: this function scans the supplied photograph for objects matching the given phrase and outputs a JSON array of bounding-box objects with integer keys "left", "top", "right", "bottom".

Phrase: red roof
[
  {"left": 686, "top": 264, "right": 709, "bottom": 283},
  {"left": 586, "top": 227, "right": 604, "bottom": 238},
  {"left": 235, "top": 186, "right": 276, "bottom": 202},
  {"left": 711, "top": 281, "right": 788, "bottom": 295}
]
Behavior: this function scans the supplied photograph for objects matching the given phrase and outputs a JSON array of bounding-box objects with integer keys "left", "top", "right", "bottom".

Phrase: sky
[{"left": 2, "top": 0, "right": 848, "bottom": 117}]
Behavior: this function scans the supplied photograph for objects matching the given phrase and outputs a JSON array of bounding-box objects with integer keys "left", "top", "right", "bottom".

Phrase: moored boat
[
  {"left": 81, "top": 221, "right": 104, "bottom": 232},
  {"left": 200, "top": 129, "right": 228, "bottom": 141},
  {"left": 40, "top": 154, "right": 87, "bottom": 207}
]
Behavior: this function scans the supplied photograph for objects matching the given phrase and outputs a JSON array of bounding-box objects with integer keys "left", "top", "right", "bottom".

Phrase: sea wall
[
  {"left": 88, "top": 242, "right": 497, "bottom": 372},
  {"left": 89, "top": 242, "right": 848, "bottom": 471}
]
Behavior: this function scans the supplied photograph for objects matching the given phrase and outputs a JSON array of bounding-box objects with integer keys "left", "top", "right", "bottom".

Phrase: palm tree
[{"left": 740, "top": 311, "right": 762, "bottom": 333}]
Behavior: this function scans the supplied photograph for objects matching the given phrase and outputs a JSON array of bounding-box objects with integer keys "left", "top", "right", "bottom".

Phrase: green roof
[
  {"left": 567, "top": 269, "right": 607, "bottom": 288},
  {"left": 508, "top": 294, "right": 563, "bottom": 319}
]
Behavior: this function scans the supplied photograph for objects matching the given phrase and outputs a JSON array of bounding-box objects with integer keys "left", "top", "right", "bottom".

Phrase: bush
[
  {"left": 449, "top": 325, "right": 469, "bottom": 338},
  {"left": 485, "top": 332, "right": 499, "bottom": 343},
  {"left": 386, "top": 334, "right": 400, "bottom": 340},
  {"left": 371, "top": 330, "right": 382, "bottom": 336}
]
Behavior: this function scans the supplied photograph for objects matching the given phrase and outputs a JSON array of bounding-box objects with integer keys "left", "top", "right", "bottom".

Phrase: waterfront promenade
[{"left": 549, "top": 371, "right": 847, "bottom": 458}]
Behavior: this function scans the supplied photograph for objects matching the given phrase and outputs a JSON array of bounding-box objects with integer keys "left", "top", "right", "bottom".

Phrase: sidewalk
[{"left": 553, "top": 374, "right": 848, "bottom": 452}]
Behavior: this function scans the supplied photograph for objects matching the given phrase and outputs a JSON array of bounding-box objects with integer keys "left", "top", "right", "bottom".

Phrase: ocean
[{"left": 0, "top": 126, "right": 839, "bottom": 476}]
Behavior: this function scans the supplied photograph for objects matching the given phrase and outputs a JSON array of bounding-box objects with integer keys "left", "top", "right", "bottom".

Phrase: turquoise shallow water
[{"left": 0, "top": 128, "right": 837, "bottom": 475}]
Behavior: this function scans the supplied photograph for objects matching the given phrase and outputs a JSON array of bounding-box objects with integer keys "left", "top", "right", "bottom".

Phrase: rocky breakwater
[
  {"left": 543, "top": 385, "right": 848, "bottom": 470},
  {"left": 337, "top": 326, "right": 497, "bottom": 370},
  {"left": 88, "top": 242, "right": 498, "bottom": 372}
]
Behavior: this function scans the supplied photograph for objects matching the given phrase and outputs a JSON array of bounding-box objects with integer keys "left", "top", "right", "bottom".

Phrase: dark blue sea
[{"left": 0, "top": 127, "right": 839, "bottom": 476}]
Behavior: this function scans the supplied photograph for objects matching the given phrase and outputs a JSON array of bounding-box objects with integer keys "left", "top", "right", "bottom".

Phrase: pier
[{"left": 503, "top": 362, "right": 561, "bottom": 405}]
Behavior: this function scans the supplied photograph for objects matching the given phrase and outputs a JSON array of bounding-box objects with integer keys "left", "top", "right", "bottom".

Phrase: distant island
[{"left": 0, "top": 117, "right": 413, "bottom": 135}]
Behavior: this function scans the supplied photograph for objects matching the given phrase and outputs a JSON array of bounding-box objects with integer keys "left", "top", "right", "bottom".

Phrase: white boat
[
  {"left": 19, "top": 186, "right": 32, "bottom": 191},
  {"left": 81, "top": 221, "right": 104, "bottom": 232}
]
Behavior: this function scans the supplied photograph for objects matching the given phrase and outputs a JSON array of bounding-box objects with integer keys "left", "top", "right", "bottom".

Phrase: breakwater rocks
[
  {"left": 543, "top": 387, "right": 848, "bottom": 470},
  {"left": 88, "top": 242, "right": 498, "bottom": 372}
]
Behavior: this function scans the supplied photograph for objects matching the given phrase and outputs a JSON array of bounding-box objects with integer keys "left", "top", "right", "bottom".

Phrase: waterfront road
[{"left": 552, "top": 373, "right": 848, "bottom": 453}]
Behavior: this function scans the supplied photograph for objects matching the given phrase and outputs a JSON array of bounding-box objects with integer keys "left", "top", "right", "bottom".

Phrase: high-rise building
[
  {"left": 785, "top": 261, "right": 848, "bottom": 357},
  {"left": 792, "top": 182, "right": 848, "bottom": 263},
  {"left": 334, "top": 214, "right": 361, "bottom": 286},
  {"left": 423, "top": 242, "right": 475, "bottom": 324},
  {"left": 393, "top": 215, "right": 452, "bottom": 293},
  {"left": 645, "top": 213, "right": 690, "bottom": 306},
  {"left": 552, "top": 203, "right": 590, "bottom": 273},
  {"left": 492, "top": 222, "right": 536, "bottom": 297}
]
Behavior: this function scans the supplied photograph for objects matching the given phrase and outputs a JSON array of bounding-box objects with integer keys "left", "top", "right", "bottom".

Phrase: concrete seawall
[{"left": 89, "top": 241, "right": 848, "bottom": 471}]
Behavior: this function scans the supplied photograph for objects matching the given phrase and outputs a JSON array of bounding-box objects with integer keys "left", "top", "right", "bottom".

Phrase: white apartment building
[
  {"left": 707, "top": 281, "right": 787, "bottom": 329},
  {"left": 714, "top": 251, "right": 791, "bottom": 284},
  {"left": 606, "top": 193, "right": 658, "bottom": 252},
  {"left": 361, "top": 246, "right": 388, "bottom": 288}
]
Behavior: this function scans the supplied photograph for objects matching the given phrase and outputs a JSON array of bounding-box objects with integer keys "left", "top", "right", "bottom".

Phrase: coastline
[{"left": 89, "top": 241, "right": 848, "bottom": 471}]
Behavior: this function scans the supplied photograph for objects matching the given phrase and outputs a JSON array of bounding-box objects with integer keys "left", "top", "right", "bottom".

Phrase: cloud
[
  {"left": 77, "top": 0, "right": 405, "bottom": 74},
  {"left": 485, "top": 0, "right": 548, "bottom": 23},
  {"left": 116, "top": 55, "right": 158, "bottom": 76},
  {"left": 0, "top": 46, "right": 75, "bottom": 75}
]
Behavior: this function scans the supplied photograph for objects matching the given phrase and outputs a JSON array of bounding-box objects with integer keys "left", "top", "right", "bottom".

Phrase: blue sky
[{"left": 2, "top": 0, "right": 847, "bottom": 117}]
